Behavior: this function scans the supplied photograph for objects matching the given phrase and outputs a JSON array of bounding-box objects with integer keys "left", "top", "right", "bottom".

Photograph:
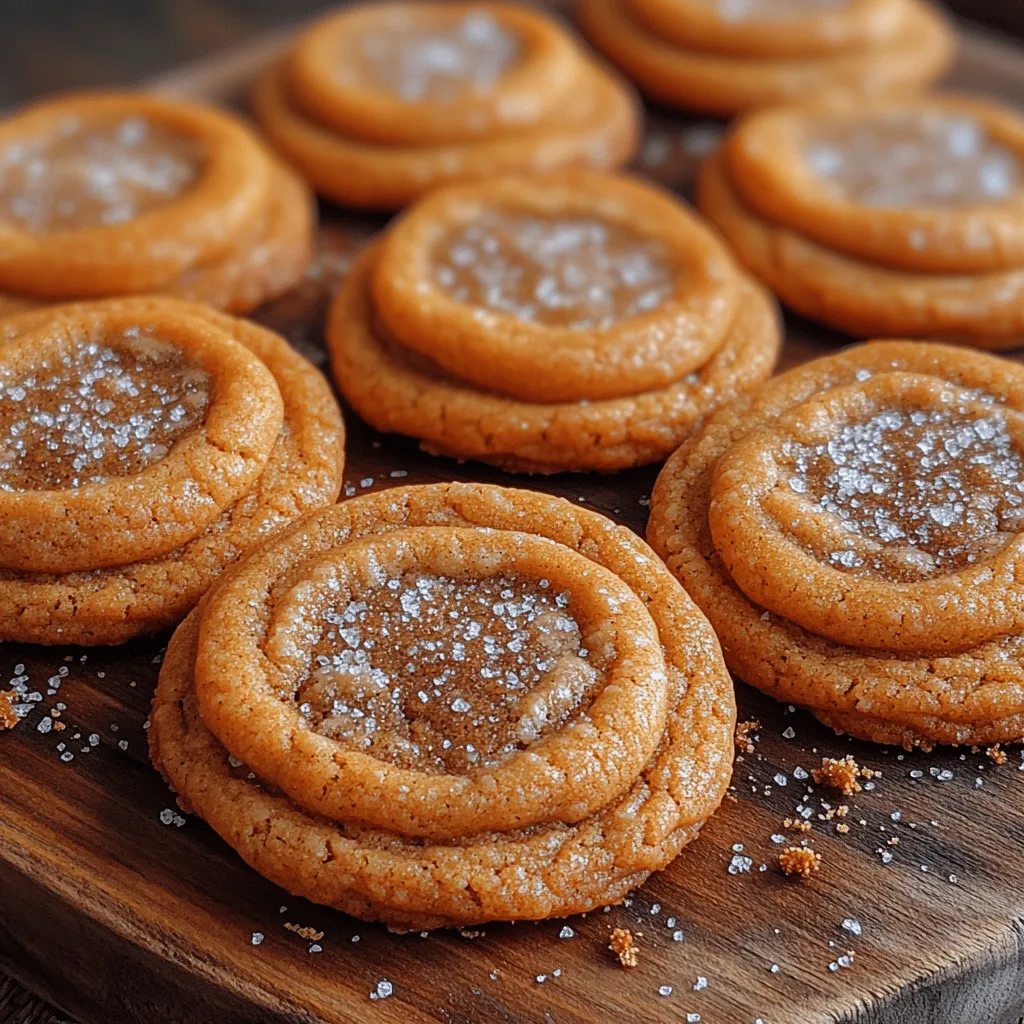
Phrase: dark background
[{"left": 0, "top": 0, "right": 1020, "bottom": 108}]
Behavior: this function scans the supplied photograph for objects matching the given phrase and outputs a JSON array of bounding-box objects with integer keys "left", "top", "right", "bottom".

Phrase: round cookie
[
  {"left": 0, "top": 300, "right": 344, "bottom": 646},
  {"left": 577, "top": 0, "right": 954, "bottom": 117},
  {"left": 624, "top": 0, "right": 912, "bottom": 59},
  {"left": 372, "top": 171, "right": 739, "bottom": 402},
  {"left": 150, "top": 482, "right": 735, "bottom": 930},
  {"left": 253, "top": 58, "right": 640, "bottom": 211},
  {"left": 698, "top": 149, "right": 1024, "bottom": 346},
  {"left": 648, "top": 340, "right": 1024, "bottom": 748},
  {"left": 0, "top": 92, "right": 273, "bottom": 297},
  {"left": 327, "top": 242, "right": 781, "bottom": 474},
  {"left": 816, "top": 707, "right": 1024, "bottom": 750},
  {"left": 194, "top": 513, "right": 672, "bottom": 839},
  {"left": 287, "top": 2, "right": 583, "bottom": 146},
  {"left": 0, "top": 298, "right": 284, "bottom": 573},
  {"left": 726, "top": 95, "right": 1024, "bottom": 274}
]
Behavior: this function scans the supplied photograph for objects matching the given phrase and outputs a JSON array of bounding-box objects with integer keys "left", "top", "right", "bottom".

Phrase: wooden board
[{"left": 5, "top": 16, "right": 1024, "bottom": 1024}]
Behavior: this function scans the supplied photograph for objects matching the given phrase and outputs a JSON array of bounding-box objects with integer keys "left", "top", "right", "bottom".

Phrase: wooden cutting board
[{"left": 4, "top": 15, "right": 1024, "bottom": 1024}]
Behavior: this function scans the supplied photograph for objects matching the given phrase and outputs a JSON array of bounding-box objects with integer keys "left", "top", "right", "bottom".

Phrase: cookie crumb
[
  {"left": 784, "top": 817, "right": 812, "bottom": 833},
  {"left": 987, "top": 744, "right": 1008, "bottom": 765},
  {"left": 779, "top": 846, "right": 821, "bottom": 879},
  {"left": 0, "top": 691, "right": 19, "bottom": 730},
  {"left": 812, "top": 756, "right": 866, "bottom": 795},
  {"left": 609, "top": 927, "right": 639, "bottom": 968},
  {"left": 836, "top": 823, "right": 850, "bottom": 834},
  {"left": 284, "top": 922, "right": 324, "bottom": 941},
  {"left": 734, "top": 719, "right": 760, "bottom": 754}
]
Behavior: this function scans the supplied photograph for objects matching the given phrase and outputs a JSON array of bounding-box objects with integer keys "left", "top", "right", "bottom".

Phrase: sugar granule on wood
[
  {"left": 779, "top": 847, "right": 822, "bottom": 879},
  {"left": 609, "top": 927, "right": 639, "bottom": 968},
  {"left": 284, "top": 922, "right": 324, "bottom": 941},
  {"left": 734, "top": 719, "right": 761, "bottom": 755},
  {"left": 812, "top": 756, "right": 868, "bottom": 795},
  {"left": 0, "top": 691, "right": 20, "bottom": 730}
]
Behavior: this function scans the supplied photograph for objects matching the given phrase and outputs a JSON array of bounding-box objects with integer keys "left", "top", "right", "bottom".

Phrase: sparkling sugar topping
[
  {"left": 357, "top": 11, "right": 521, "bottom": 103},
  {"left": 296, "top": 573, "right": 598, "bottom": 773},
  {"left": 805, "top": 113, "right": 1022, "bottom": 208},
  {"left": 713, "top": 0, "right": 849, "bottom": 20},
  {"left": 433, "top": 211, "right": 675, "bottom": 328},
  {"left": 781, "top": 404, "right": 1024, "bottom": 579},
  {"left": 0, "top": 333, "right": 209, "bottom": 490},
  {"left": 0, "top": 116, "right": 201, "bottom": 234}
]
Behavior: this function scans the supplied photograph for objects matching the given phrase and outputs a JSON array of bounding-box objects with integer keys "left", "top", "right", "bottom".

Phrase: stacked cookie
[
  {"left": 0, "top": 297, "right": 344, "bottom": 646},
  {"left": 327, "top": 170, "right": 781, "bottom": 473},
  {"left": 649, "top": 341, "right": 1024, "bottom": 751},
  {"left": 253, "top": 1, "right": 641, "bottom": 210},
  {"left": 149, "top": 482, "right": 735, "bottom": 930},
  {"left": 701, "top": 95, "right": 1024, "bottom": 348},
  {"left": 578, "top": 0, "right": 954, "bottom": 115},
  {"left": 0, "top": 92, "right": 314, "bottom": 315}
]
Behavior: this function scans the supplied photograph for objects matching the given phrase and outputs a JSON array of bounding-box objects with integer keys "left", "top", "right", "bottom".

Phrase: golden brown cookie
[
  {"left": 648, "top": 340, "right": 1024, "bottom": 749},
  {"left": 625, "top": 0, "right": 911, "bottom": 59},
  {"left": 726, "top": 95, "right": 1024, "bottom": 274},
  {"left": 253, "top": 56, "right": 639, "bottom": 212},
  {"left": 578, "top": 0, "right": 954, "bottom": 116},
  {"left": 150, "top": 482, "right": 735, "bottom": 930},
  {"left": 327, "top": 240, "right": 780, "bottom": 474},
  {"left": 287, "top": 2, "right": 583, "bottom": 146},
  {"left": 0, "top": 92, "right": 314, "bottom": 310},
  {"left": 0, "top": 300, "right": 284, "bottom": 573},
  {"left": 372, "top": 171, "right": 739, "bottom": 402},
  {"left": 698, "top": 148, "right": 1024, "bottom": 347},
  {"left": 0, "top": 298, "right": 344, "bottom": 646}
]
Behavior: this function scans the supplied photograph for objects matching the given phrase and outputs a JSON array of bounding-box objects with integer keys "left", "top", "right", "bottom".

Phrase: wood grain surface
[{"left": 4, "top": 15, "right": 1024, "bottom": 1024}]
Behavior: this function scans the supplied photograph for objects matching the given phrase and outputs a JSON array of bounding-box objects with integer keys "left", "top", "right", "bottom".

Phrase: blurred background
[{"left": 0, "top": 0, "right": 1020, "bottom": 108}]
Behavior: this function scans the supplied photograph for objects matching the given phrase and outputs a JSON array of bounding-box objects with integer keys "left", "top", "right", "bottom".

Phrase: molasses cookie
[
  {"left": 700, "top": 96, "right": 1024, "bottom": 346},
  {"left": 253, "top": 2, "right": 641, "bottom": 210},
  {"left": 578, "top": 0, "right": 954, "bottom": 116},
  {"left": 0, "top": 92, "right": 314, "bottom": 311},
  {"left": 0, "top": 297, "right": 344, "bottom": 646},
  {"left": 326, "top": 172, "right": 780, "bottom": 473},
  {"left": 648, "top": 341, "right": 1024, "bottom": 749},
  {"left": 150, "top": 482, "right": 735, "bottom": 930}
]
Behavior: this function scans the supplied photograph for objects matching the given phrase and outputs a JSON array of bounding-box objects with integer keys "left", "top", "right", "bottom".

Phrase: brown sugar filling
[
  {"left": 0, "top": 332, "right": 210, "bottom": 490},
  {"left": 778, "top": 402, "right": 1024, "bottom": 581},
  {"left": 346, "top": 10, "right": 523, "bottom": 103},
  {"left": 0, "top": 116, "right": 203, "bottom": 234},
  {"left": 431, "top": 209, "right": 676, "bottom": 329},
  {"left": 295, "top": 571, "right": 601, "bottom": 774},
  {"left": 803, "top": 113, "right": 1022, "bottom": 209}
]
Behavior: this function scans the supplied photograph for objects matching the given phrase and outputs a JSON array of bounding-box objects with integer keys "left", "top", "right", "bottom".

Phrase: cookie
[
  {"left": 253, "top": 2, "right": 640, "bottom": 210},
  {"left": 0, "top": 300, "right": 284, "bottom": 572},
  {"left": 371, "top": 171, "right": 740, "bottom": 402},
  {"left": 0, "top": 92, "right": 314, "bottom": 311},
  {"left": 624, "top": 0, "right": 912, "bottom": 59},
  {"left": 648, "top": 340, "right": 1024, "bottom": 749},
  {"left": 725, "top": 95, "right": 1024, "bottom": 274},
  {"left": 0, "top": 297, "right": 344, "bottom": 646},
  {"left": 698, "top": 147, "right": 1024, "bottom": 347},
  {"left": 327, "top": 236, "right": 780, "bottom": 474},
  {"left": 150, "top": 482, "right": 735, "bottom": 930},
  {"left": 287, "top": 2, "right": 583, "bottom": 146},
  {"left": 578, "top": 0, "right": 954, "bottom": 116}
]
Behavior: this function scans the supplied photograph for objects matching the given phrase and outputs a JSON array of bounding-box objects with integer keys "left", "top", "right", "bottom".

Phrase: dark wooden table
[{"left": 4, "top": 3, "right": 1024, "bottom": 1024}]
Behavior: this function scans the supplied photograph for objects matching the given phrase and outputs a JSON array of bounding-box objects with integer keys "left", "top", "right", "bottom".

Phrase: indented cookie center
[
  {"left": 804, "top": 113, "right": 1022, "bottom": 209},
  {"left": 354, "top": 11, "right": 522, "bottom": 103},
  {"left": 295, "top": 571, "right": 598, "bottom": 774},
  {"left": 709, "top": 0, "right": 850, "bottom": 21},
  {"left": 0, "top": 332, "right": 210, "bottom": 490},
  {"left": 432, "top": 210, "right": 675, "bottom": 328},
  {"left": 780, "top": 403, "right": 1024, "bottom": 579},
  {"left": 0, "top": 116, "right": 202, "bottom": 234}
]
